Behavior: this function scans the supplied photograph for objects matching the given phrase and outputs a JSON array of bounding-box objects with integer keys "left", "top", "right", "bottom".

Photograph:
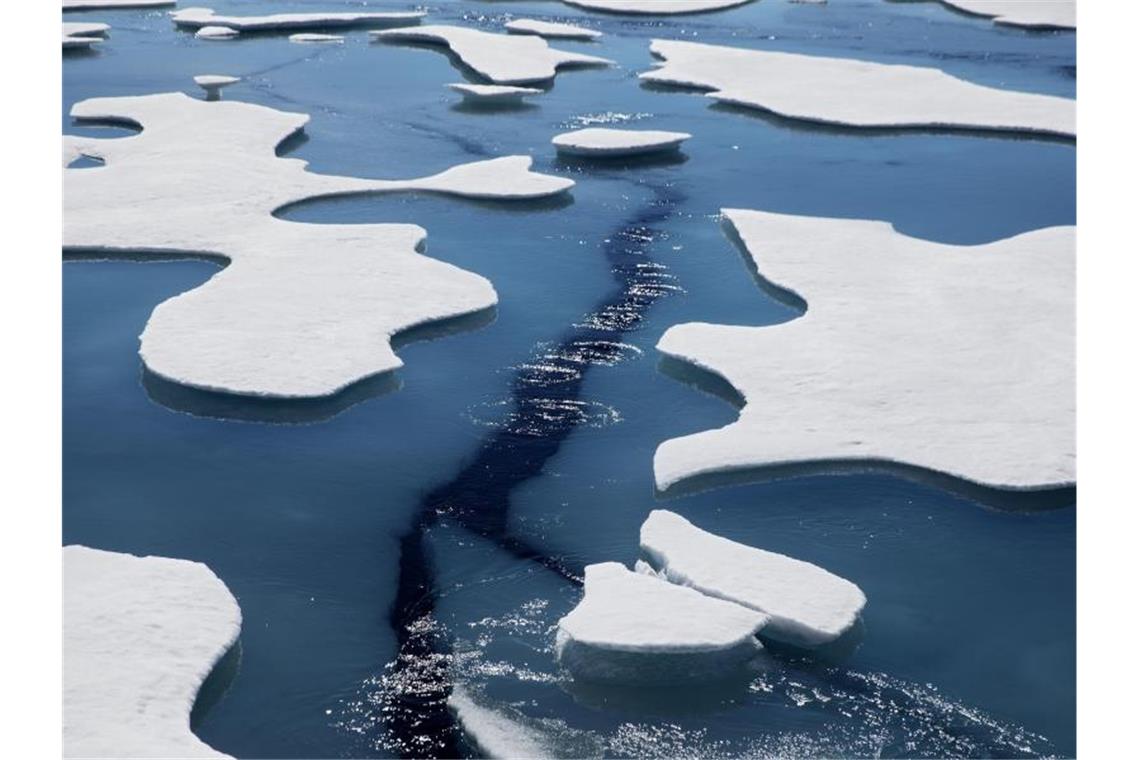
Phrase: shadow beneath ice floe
[
  {"left": 190, "top": 638, "right": 242, "bottom": 731},
  {"left": 720, "top": 215, "right": 808, "bottom": 313},
  {"left": 71, "top": 114, "right": 144, "bottom": 135},
  {"left": 758, "top": 620, "right": 866, "bottom": 667},
  {"left": 275, "top": 128, "right": 311, "bottom": 157},
  {"left": 657, "top": 355, "right": 746, "bottom": 409},
  {"left": 449, "top": 100, "right": 541, "bottom": 115},
  {"left": 561, "top": 666, "right": 759, "bottom": 716},
  {"left": 552, "top": 150, "right": 690, "bottom": 172},
  {"left": 370, "top": 37, "right": 555, "bottom": 90},
  {"left": 273, "top": 188, "right": 574, "bottom": 222}
]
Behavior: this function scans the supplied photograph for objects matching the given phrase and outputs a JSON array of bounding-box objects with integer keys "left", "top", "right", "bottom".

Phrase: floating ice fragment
[
  {"left": 64, "top": 0, "right": 172, "bottom": 9},
  {"left": 552, "top": 127, "right": 691, "bottom": 157},
  {"left": 195, "top": 25, "right": 238, "bottom": 40},
  {"left": 555, "top": 562, "right": 767, "bottom": 685},
  {"left": 372, "top": 25, "right": 612, "bottom": 85},
  {"left": 193, "top": 74, "right": 239, "bottom": 100},
  {"left": 64, "top": 546, "right": 241, "bottom": 759},
  {"left": 172, "top": 7, "right": 424, "bottom": 32},
  {"left": 505, "top": 18, "right": 602, "bottom": 41},
  {"left": 655, "top": 209, "right": 1074, "bottom": 493},
  {"left": 448, "top": 686, "right": 557, "bottom": 759},
  {"left": 563, "top": 0, "right": 755, "bottom": 14},
  {"left": 938, "top": 0, "right": 1075, "bottom": 30},
  {"left": 289, "top": 33, "right": 345, "bottom": 44},
  {"left": 641, "top": 510, "right": 866, "bottom": 647},
  {"left": 449, "top": 83, "right": 544, "bottom": 106},
  {"left": 63, "top": 22, "right": 108, "bottom": 49},
  {"left": 641, "top": 39, "right": 1074, "bottom": 137}
]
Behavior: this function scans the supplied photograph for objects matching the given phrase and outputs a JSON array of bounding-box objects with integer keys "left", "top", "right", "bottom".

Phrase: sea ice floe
[
  {"left": 64, "top": 92, "right": 574, "bottom": 399},
  {"left": 193, "top": 74, "right": 239, "bottom": 100},
  {"left": 63, "top": 22, "right": 108, "bottom": 49},
  {"left": 195, "top": 25, "right": 238, "bottom": 40},
  {"left": 939, "top": 0, "right": 1075, "bottom": 30},
  {"left": 552, "top": 127, "right": 691, "bottom": 157},
  {"left": 555, "top": 562, "right": 768, "bottom": 684},
  {"left": 171, "top": 6, "right": 424, "bottom": 32},
  {"left": 655, "top": 209, "right": 1074, "bottom": 493},
  {"left": 642, "top": 39, "right": 1075, "bottom": 137},
  {"left": 289, "top": 33, "right": 345, "bottom": 44},
  {"left": 641, "top": 510, "right": 865, "bottom": 647},
  {"left": 372, "top": 25, "right": 612, "bottom": 85},
  {"left": 563, "top": 0, "right": 755, "bottom": 14},
  {"left": 449, "top": 83, "right": 544, "bottom": 105},
  {"left": 505, "top": 18, "right": 602, "bottom": 40},
  {"left": 64, "top": 0, "right": 173, "bottom": 9},
  {"left": 63, "top": 545, "right": 241, "bottom": 759}
]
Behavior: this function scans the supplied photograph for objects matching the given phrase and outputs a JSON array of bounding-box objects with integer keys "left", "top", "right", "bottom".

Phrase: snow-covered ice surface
[
  {"left": 195, "top": 25, "right": 237, "bottom": 40},
  {"left": 171, "top": 7, "right": 424, "bottom": 32},
  {"left": 289, "top": 33, "right": 344, "bottom": 44},
  {"left": 450, "top": 83, "right": 543, "bottom": 104},
  {"left": 552, "top": 127, "right": 691, "bottom": 157},
  {"left": 641, "top": 510, "right": 866, "bottom": 646},
  {"left": 655, "top": 209, "right": 1074, "bottom": 493},
  {"left": 940, "top": 0, "right": 1076, "bottom": 30},
  {"left": 63, "top": 22, "right": 108, "bottom": 49},
  {"left": 555, "top": 562, "right": 767, "bottom": 684},
  {"left": 642, "top": 39, "right": 1075, "bottom": 137},
  {"left": 64, "top": 545, "right": 241, "bottom": 759},
  {"left": 193, "top": 74, "right": 239, "bottom": 99},
  {"left": 506, "top": 19, "right": 602, "bottom": 40},
  {"left": 64, "top": 0, "right": 172, "bottom": 9},
  {"left": 64, "top": 92, "right": 573, "bottom": 398},
  {"left": 372, "top": 25, "right": 612, "bottom": 85},
  {"left": 563, "top": 0, "right": 755, "bottom": 14}
]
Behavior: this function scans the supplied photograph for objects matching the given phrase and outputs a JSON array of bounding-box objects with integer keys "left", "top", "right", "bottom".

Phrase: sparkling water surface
[{"left": 63, "top": 1, "right": 1075, "bottom": 757}]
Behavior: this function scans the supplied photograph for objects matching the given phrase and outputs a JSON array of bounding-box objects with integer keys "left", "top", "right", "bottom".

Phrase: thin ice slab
[
  {"left": 563, "top": 0, "right": 755, "bottom": 14},
  {"left": 64, "top": 0, "right": 173, "bottom": 9},
  {"left": 641, "top": 39, "right": 1074, "bottom": 137},
  {"left": 289, "top": 33, "right": 344, "bottom": 44},
  {"left": 171, "top": 7, "right": 424, "bottom": 32},
  {"left": 655, "top": 209, "right": 1074, "bottom": 493},
  {"left": 63, "top": 22, "right": 108, "bottom": 48},
  {"left": 506, "top": 18, "right": 602, "bottom": 40},
  {"left": 555, "top": 562, "right": 767, "bottom": 684},
  {"left": 372, "top": 25, "right": 612, "bottom": 85},
  {"left": 940, "top": 1, "right": 1075, "bottom": 30},
  {"left": 552, "top": 127, "right": 691, "bottom": 157},
  {"left": 64, "top": 545, "right": 241, "bottom": 759},
  {"left": 641, "top": 510, "right": 865, "bottom": 647},
  {"left": 195, "top": 25, "right": 238, "bottom": 40},
  {"left": 193, "top": 74, "right": 239, "bottom": 100},
  {"left": 450, "top": 83, "right": 543, "bottom": 105},
  {"left": 64, "top": 92, "right": 573, "bottom": 399}
]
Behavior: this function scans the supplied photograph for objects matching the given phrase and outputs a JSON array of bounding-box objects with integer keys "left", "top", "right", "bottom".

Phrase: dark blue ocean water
[{"left": 63, "top": 1, "right": 1075, "bottom": 757}]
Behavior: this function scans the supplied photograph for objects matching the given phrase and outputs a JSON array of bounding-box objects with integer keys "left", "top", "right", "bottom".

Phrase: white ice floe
[
  {"left": 555, "top": 562, "right": 767, "bottom": 684},
  {"left": 449, "top": 83, "right": 543, "bottom": 105},
  {"left": 641, "top": 510, "right": 865, "bottom": 647},
  {"left": 448, "top": 687, "right": 554, "bottom": 759},
  {"left": 64, "top": 92, "right": 574, "bottom": 399},
  {"left": 289, "top": 33, "right": 344, "bottom": 44},
  {"left": 642, "top": 39, "right": 1075, "bottom": 137},
  {"left": 64, "top": 0, "right": 173, "bottom": 9},
  {"left": 940, "top": 0, "right": 1075, "bottom": 30},
  {"left": 63, "top": 21, "right": 109, "bottom": 49},
  {"left": 171, "top": 6, "right": 424, "bottom": 32},
  {"left": 552, "top": 127, "right": 691, "bottom": 157},
  {"left": 505, "top": 18, "right": 602, "bottom": 40},
  {"left": 372, "top": 25, "right": 612, "bottom": 85},
  {"left": 64, "top": 545, "right": 241, "bottom": 759},
  {"left": 655, "top": 209, "right": 1075, "bottom": 493},
  {"left": 563, "top": 0, "right": 755, "bottom": 14},
  {"left": 193, "top": 74, "right": 239, "bottom": 100},
  {"left": 195, "top": 25, "right": 238, "bottom": 40}
]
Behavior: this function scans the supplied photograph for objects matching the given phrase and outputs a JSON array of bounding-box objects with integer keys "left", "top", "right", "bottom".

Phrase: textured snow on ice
[
  {"left": 289, "top": 33, "right": 344, "bottom": 44},
  {"left": 64, "top": 545, "right": 241, "bottom": 759},
  {"left": 563, "top": 0, "right": 755, "bottom": 14},
  {"left": 450, "top": 83, "right": 543, "bottom": 104},
  {"left": 372, "top": 25, "right": 612, "bottom": 85},
  {"left": 64, "top": 92, "right": 574, "bottom": 399},
  {"left": 940, "top": 0, "right": 1075, "bottom": 30},
  {"left": 64, "top": 0, "right": 172, "bottom": 9},
  {"left": 555, "top": 562, "right": 767, "bottom": 684},
  {"left": 195, "top": 25, "right": 237, "bottom": 40},
  {"left": 552, "top": 127, "right": 691, "bottom": 157},
  {"left": 642, "top": 39, "right": 1074, "bottom": 137},
  {"left": 641, "top": 510, "right": 866, "bottom": 647},
  {"left": 171, "top": 7, "right": 424, "bottom": 32},
  {"left": 63, "top": 21, "right": 109, "bottom": 49},
  {"left": 506, "top": 18, "right": 602, "bottom": 40},
  {"left": 655, "top": 209, "right": 1074, "bottom": 493}
]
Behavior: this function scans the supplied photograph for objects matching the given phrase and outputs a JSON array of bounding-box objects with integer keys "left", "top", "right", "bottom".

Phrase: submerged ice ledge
[
  {"left": 64, "top": 92, "right": 574, "bottom": 399},
  {"left": 64, "top": 546, "right": 241, "bottom": 759}
]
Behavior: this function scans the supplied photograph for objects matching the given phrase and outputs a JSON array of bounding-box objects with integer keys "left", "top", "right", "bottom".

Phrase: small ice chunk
[
  {"left": 552, "top": 127, "right": 691, "bottom": 157},
  {"left": 195, "top": 25, "right": 239, "bottom": 40},
  {"left": 562, "top": 0, "right": 755, "bottom": 14},
  {"left": 172, "top": 7, "right": 424, "bottom": 32},
  {"left": 640, "top": 510, "right": 866, "bottom": 647},
  {"left": 194, "top": 74, "right": 240, "bottom": 100},
  {"left": 505, "top": 19, "right": 602, "bottom": 40},
  {"left": 555, "top": 562, "right": 768, "bottom": 684},
  {"left": 289, "top": 33, "right": 345, "bottom": 44},
  {"left": 449, "top": 83, "right": 543, "bottom": 105}
]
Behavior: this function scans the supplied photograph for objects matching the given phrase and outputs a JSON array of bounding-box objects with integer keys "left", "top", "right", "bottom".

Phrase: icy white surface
[
  {"left": 655, "top": 209, "right": 1075, "bottom": 492},
  {"left": 642, "top": 39, "right": 1075, "bottom": 137},
  {"left": 63, "top": 21, "right": 109, "bottom": 48},
  {"left": 641, "top": 510, "right": 866, "bottom": 647},
  {"left": 449, "top": 83, "right": 543, "bottom": 104},
  {"left": 193, "top": 74, "right": 239, "bottom": 100},
  {"left": 555, "top": 562, "right": 767, "bottom": 684},
  {"left": 64, "top": 92, "right": 574, "bottom": 398},
  {"left": 289, "top": 33, "right": 344, "bottom": 44},
  {"left": 941, "top": 0, "right": 1075, "bottom": 30},
  {"left": 172, "top": 7, "right": 424, "bottom": 32},
  {"left": 552, "top": 127, "right": 691, "bottom": 157},
  {"left": 195, "top": 25, "right": 237, "bottom": 39},
  {"left": 372, "top": 25, "right": 612, "bottom": 85},
  {"left": 505, "top": 18, "right": 602, "bottom": 40},
  {"left": 448, "top": 687, "right": 553, "bottom": 759},
  {"left": 563, "top": 0, "right": 754, "bottom": 14},
  {"left": 63, "top": 545, "right": 241, "bottom": 759},
  {"left": 64, "top": 0, "right": 172, "bottom": 9}
]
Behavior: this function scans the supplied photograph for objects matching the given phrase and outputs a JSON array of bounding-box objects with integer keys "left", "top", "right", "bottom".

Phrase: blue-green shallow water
[{"left": 63, "top": 0, "right": 1074, "bottom": 757}]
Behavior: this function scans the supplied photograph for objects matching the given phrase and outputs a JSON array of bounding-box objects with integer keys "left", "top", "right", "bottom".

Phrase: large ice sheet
[
  {"left": 655, "top": 209, "right": 1074, "bottom": 493},
  {"left": 64, "top": 545, "right": 241, "bottom": 758},
  {"left": 555, "top": 562, "right": 767, "bottom": 684},
  {"left": 641, "top": 39, "right": 1074, "bottom": 137},
  {"left": 940, "top": 1, "right": 1076, "bottom": 30},
  {"left": 641, "top": 510, "right": 865, "bottom": 646},
  {"left": 372, "top": 25, "right": 612, "bottom": 85},
  {"left": 171, "top": 7, "right": 424, "bottom": 32},
  {"left": 64, "top": 93, "right": 573, "bottom": 399}
]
